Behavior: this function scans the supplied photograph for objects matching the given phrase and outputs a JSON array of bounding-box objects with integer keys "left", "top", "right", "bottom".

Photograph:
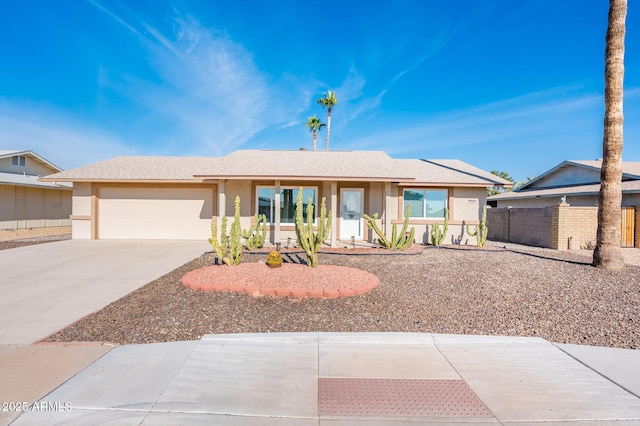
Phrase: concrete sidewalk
[{"left": 9, "top": 333, "right": 640, "bottom": 425}]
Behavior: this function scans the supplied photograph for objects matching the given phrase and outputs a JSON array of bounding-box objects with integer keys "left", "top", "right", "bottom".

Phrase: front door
[{"left": 340, "top": 188, "right": 364, "bottom": 240}]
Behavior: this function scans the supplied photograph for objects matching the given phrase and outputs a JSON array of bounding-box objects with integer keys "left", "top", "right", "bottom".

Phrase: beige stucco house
[
  {"left": 0, "top": 150, "right": 72, "bottom": 230},
  {"left": 488, "top": 160, "right": 640, "bottom": 208},
  {"left": 40, "top": 150, "right": 510, "bottom": 246}
]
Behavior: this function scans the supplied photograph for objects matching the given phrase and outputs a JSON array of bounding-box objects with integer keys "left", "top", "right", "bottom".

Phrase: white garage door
[{"left": 98, "top": 187, "right": 213, "bottom": 240}]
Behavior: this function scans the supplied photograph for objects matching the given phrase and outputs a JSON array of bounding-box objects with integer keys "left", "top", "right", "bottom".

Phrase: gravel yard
[{"left": 43, "top": 245, "right": 640, "bottom": 349}]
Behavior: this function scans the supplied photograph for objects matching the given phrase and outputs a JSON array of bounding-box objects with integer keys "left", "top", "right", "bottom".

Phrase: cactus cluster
[
  {"left": 294, "top": 188, "right": 331, "bottom": 267},
  {"left": 266, "top": 250, "right": 282, "bottom": 268},
  {"left": 466, "top": 205, "right": 488, "bottom": 248},
  {"left": 208, "top": 196, "right": 243, "bottom": 266},
  {"left": 430, "top": 208, "right": 449, "bottom": 246},
  {"left": 364, "top": 205, "right": 415, "bottom": 251},
  {"left": 242, "top": 214, "right": 267, "bottom": 250}
]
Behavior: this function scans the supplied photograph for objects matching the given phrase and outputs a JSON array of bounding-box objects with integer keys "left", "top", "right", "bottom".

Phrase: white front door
[{"left": 340, "top": 188, "right": 364, "bottom": 240}]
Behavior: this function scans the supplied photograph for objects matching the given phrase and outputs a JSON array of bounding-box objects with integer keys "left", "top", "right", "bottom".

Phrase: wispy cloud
[
  {"left": 342, "top": 87, "right": 608, "bottom": 157},
  {"left": 85, "top": 0, "right": 142, "bottom": 36}
]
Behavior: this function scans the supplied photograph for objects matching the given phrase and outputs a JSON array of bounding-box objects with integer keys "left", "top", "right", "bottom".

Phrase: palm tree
[
  {"left": 593, "top": 0, "right": 627, "bottom": 270},
  {"left": 317, "top": 91, "right": 338, "bottom": 150},
  {"left": 305, "top": 115, "right": 325, "bottom": 151}
]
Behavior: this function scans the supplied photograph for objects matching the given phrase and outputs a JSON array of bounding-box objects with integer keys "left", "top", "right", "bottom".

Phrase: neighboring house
[
  {"left": 0, "top": 150, "right": 72, "bottom": 230},
  {"left": 487, "top": 160, "right": 640, "bottom": 208},
  {"left": 40, "top": 150, "right": 511, "bottom": 245},
  {"left": 487, "top": 160, "right": 640, "bottom": 249}
]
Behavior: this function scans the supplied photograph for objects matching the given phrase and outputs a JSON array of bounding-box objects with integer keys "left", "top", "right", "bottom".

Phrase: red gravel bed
[{"left": 182, "top": 263, "right": 379, "bottom": 298}]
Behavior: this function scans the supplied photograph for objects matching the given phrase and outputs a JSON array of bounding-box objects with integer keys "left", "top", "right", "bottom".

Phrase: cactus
[
  {"left": 430, "top": 208, "right": 449, "bottom": 246},
  {"left": 242, "top": 214, "right": 267, "bottom": 250},
  {"left": 294, "top": 188, "right": 331, "bottom": 267},
  {"left": 208, "top": 196, "right": 242, "bottom": 265},
  {"left": 266, "top": 250, "right": 282, "bottom": 268},
  {"left": 364, "top": 205, "right": 415, "bottom": 250},
  {"left": 466, "top": 205, "right": 488, "bottom": 248}
]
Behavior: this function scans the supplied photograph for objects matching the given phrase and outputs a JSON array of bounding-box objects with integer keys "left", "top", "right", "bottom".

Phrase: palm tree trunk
[
  {"left": 313, "top": 130, "right": 317, "bottom": 150},
  {"left": 325, "top": 108, "right": 332, "bottom": 151},
  {"left": 593, "top": 0, "right": 626, "bottom": 270}
]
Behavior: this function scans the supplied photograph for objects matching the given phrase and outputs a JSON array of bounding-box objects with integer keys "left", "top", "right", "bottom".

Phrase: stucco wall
[
  {"left": 0, "top": 184, "right": 71, "bottom": 230},
  {"left": 71, "top": 182, "right": 92, "bottom": 239}
]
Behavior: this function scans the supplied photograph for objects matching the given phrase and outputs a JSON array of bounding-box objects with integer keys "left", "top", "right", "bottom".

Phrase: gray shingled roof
[
  {"left": 41, "top": 156, "right": 220, "bottom": 181},
  {"left": 41, "top": 150, "right": 509, "bottom": 186},
  {"left": 489, "top": 180, "right": 640, "bottom": 201},
  {"left": 193, "top": 150, "right": 415, "bottom": 181},
  {"left": 393, "top": 159, "right": 511, "bottom": 186}
]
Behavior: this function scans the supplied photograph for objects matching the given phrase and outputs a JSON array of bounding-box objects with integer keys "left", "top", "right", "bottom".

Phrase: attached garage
[{"left": 98, "top": 186, "right": 214, "bottom": 240}]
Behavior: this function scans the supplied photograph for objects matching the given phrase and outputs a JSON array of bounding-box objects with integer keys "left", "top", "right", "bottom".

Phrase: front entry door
[{"left": 340, "top": 188, "right": 364, "bottom": 240}]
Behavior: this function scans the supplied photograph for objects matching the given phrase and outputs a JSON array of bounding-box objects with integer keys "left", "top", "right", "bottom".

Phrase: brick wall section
[
  {"left": 487, "top": 207, "right": 551, "bottom": 247},
  {"left": 552, "top": 205, "right": 598, "bottom": 250},
  {"left": 511, "top": 207, "right": 552, "bottom": 247},
  {"left": 488, "top": 205, "right": 601, "bottom": 250},
  {"left": 486, "top": 208, "right": 508, "bottom": 241}
]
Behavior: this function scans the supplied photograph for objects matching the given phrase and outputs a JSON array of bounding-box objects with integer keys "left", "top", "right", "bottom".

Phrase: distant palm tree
[
  {"left": 305, "top": 115, "right": 325, "bottom": 151},
  {"left": 317, "top": 91, "right": 338, "bottom": 151},
  {"left": 593, "top": 0, "right": 627, "bottom": 270}
]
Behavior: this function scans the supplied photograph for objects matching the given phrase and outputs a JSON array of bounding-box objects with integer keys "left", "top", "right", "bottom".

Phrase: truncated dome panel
[{"left": 318, "top": 378, "right": 493, "bottom": 418}]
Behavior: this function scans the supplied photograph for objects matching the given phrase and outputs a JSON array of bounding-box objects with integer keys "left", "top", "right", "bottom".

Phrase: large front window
[
  {"left": 403, "top": 189, "right": 447, "bottom": 218},
  {"left": 257, "top": 187, "right": 317, "bottom": 224}
]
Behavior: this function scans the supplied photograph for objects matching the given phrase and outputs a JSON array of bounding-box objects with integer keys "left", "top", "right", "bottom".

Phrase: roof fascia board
[
  {"left": 38, "top": 178, "right": 210, "bottom": 184},
  {"left": 192, "top": 174, "right": 416, "bottom": 182}
]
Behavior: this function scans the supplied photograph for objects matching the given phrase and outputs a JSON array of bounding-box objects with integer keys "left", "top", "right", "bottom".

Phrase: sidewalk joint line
[{"left": 554, "top": 343, "right": 640, "bottom": 401}]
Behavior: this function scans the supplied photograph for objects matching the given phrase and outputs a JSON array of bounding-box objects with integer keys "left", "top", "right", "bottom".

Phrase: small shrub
[{"left": 266, "top": 250, "right": 283, "bottom": 268}]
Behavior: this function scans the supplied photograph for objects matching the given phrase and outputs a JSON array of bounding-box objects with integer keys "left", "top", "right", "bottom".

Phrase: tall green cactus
[
  {"left": 208, "top": 196, "right": 242, "bottom": 265},
  {"left": 430, "top": 208, "right": 449, "bottom": 246},
  {"left": 295, "top": 188, "right": 331, "bottom": 267},
  {"left": 242, "top": 213, "right": 267, "bottom": 250},
  {"left": 466, "top": 205, "right": 488, "bottom": 248},
  {"left": 364, "top": 204, "right": 415, "bottom": 250}
]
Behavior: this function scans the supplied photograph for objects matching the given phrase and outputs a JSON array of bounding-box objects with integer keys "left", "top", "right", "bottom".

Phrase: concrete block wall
[
  {"left": 487, "top": 207, "right": 551, "bottom": 247},
  {"left": 488, "top": 205, "right": 602, "bottom": 250},
  {"left": 510, "top": 207, "right": 552, "bottom": 248},
  {"left": 551, "top": 205, "right": 598, "bottom": 250}
]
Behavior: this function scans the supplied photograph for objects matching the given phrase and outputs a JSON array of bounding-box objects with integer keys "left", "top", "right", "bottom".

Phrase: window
[
  {"left": 403, "top": 189, "right": 447, "bottom": 218},
  {"left": 12, "top": 155, "right": 26, "bottom": 167},
  {"left": 257, "top": 187, "right": 317, "bottom": 224}
]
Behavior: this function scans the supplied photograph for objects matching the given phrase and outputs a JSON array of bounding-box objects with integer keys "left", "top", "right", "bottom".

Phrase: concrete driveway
[{"left": 0, "top": 240, "right": 209, "bottom": 345}]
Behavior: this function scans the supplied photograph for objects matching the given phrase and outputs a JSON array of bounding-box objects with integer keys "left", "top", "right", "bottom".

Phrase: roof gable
[{"left": 0, "top": 150, "right": 63, "bottom": 174}]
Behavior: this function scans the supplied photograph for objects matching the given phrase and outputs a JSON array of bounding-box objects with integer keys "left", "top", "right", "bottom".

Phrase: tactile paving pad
[{"left": 318, "top": 378, "right": 493, "bottom": 418}]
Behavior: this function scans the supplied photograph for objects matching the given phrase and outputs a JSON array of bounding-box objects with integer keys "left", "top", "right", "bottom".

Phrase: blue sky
[{"left": 1, "top": 0, "right": 638, "bottom": 182}]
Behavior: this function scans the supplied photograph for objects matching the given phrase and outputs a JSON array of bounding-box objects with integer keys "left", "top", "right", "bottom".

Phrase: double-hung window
[
  {"left": 257, "top": 187, "right": 317, "bottom": 224},
  {"left": 403, "top": 189, "right": 447, "bottom": 218}
]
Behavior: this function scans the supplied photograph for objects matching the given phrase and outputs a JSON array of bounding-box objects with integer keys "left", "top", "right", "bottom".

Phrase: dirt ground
[{"left": 0, "top": 226, "right": 71, "bottom": 242}]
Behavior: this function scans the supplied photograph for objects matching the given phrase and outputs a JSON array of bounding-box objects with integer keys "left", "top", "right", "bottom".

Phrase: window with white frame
[
  {"left": 12, "top": 155, "right": 26, "bottom": 167},
  {"left": 403, "top": 189, "right": 447, "bottom": 218},
  {"left": 257, "top": 186, "right": 317, "bottom": 224}
]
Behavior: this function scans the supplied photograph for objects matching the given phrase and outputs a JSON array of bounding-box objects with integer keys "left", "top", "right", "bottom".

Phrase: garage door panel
[{"left": 99, "top": 188, "right": 213, "bottom": 240}]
